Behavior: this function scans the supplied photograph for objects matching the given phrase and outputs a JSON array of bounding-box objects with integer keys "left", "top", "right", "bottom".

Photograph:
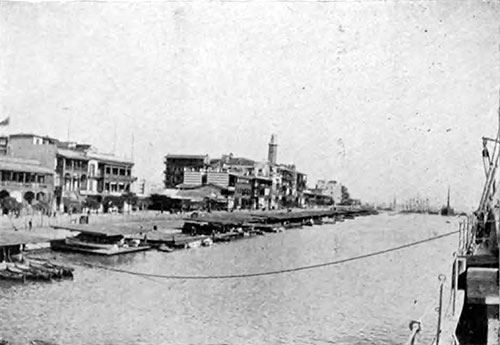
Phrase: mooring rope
[{"left": 77, "top": 230, "right": 459, "bottom": 280}]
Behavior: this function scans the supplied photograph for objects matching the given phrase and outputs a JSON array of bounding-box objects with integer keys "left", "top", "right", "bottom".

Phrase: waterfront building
[
  {"left": 251, "top": 175, "right": 273, "bottom": 210},
  {"left": 316, "top": 180, "right": 342, "bottom": 204},
  {"left": 2, "top": 133, "right": 136, "bottom": 212},
  {"left": 85, "top": 152, "right": 135, "bottom": 198},
  {"left": 209, "top": 154, "right": 255, "bottom": 175},
  {"left": 0, "top": 156, "right": 54, "bottom": 205},
  {"left": 7, "top": 133, "right": 59, "bottom": 170},
  {"left": 303, "top": 189, "right": 334, "bottom": 207},
  {"left": 55, "top": 146, "right": 89, "bottom": 209},
  {"left": 161, "top": 134, "right": 309, "bottom": 210},
  {"left": 234, "top": 175, "right": 252, "bottom": 209},
  {"left": 296, "top": 172, "right": 308, "bottom": 207},
  {"left": 164, "top": 154, "right": 209, "bottom": 188}
]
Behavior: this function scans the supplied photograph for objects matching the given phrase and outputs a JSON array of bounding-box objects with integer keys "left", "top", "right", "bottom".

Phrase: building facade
[
  {"left": 316, "top": 180, "right": 342, "bottom": 204},
  {"left": 85, "top": 152, "right": 135, "bottom": 199},
  {"left": 2, "top": 133, "right": 136, "bottom": 211},
  {"left": 0, "top": 156, "right": 54, "bottom": 205},
  {"left": 160, "top": 134, "right": 310, "bottom": 210},
  {"left": 164, "top": 154, "right": 209, "bottom": 188}
]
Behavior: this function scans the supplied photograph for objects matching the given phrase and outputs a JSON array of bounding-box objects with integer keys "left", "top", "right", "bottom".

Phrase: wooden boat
[
  {"left": 0, "top": 269, "right": 25, "bottom": 282},
  {"left": 65, "top": 237, "right": 118, "bottom": 250},
  {"left": 52, "top": 230, "right": 151, "bottom": 256},
  {"left": 29, "top": 259, "right": 74, "bottom": 279}
]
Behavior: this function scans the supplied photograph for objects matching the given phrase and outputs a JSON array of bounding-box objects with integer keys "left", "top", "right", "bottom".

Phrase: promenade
[
  {"left": 0, "top": 211, "right": 187, "bottom": 249},
  {"left": 0, "top": 206, "right": 368, "bottom": 251}
]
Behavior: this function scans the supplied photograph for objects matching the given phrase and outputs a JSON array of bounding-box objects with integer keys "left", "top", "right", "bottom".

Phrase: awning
[
  {"left": 57, "top": 149, "right": 88, "bottom": 161},
  {"left": 0, "top": 159, "right": 54, "bottom": 175}
]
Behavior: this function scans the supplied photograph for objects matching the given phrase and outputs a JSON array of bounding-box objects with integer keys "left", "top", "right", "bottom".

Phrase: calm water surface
[{"left": 0, "top": 214, "right": 458, "bottom": 345}]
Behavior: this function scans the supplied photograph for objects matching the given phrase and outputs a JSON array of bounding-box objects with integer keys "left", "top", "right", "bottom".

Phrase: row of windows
[
  {"left": 104, "top": 166, "right": 132, "bottom": 176},
  {"left": 63, "top": 159, "right": 88, "bottom": 170},
  {"left": 104, "top": 183, "right": 131, "bottom": 193},
  {"left": 0, "top": 171, "right": 46, "bottom": 184}
]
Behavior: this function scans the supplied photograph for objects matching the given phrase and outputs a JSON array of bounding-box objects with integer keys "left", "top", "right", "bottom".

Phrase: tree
[
  {"left": 1, "top": 197, "right": 23, "bottom": 216},
  {"left": 340, "top": 185, "right": 353, "bottom": 205},
  {"left": 122, "top": 192, "right": 138, "bottom": 206},
  {"left": 84, "top": 197, "right": 101, "bottom": 210}
]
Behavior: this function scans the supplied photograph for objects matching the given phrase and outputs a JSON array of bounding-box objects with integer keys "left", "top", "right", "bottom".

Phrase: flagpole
[{"left": 131, "top": 132, "right": 134, "bottom": 161}]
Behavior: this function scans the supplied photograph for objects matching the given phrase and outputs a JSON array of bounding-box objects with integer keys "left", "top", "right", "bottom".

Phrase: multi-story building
[
  {"left": 164, "top": 154, "right": 209, "bottom": 188},
  {"left": 3, "top": 133, "right": 136, "bottom": 211},
  {"left": 316, "top": 180, "right": 342, "bottom": 204},
  {"left": 7, "top": 133, "right": 59, "bottom": 170},
  {"left": 0, "top": 156, "right": 54, "bottom": 205},
  {"left": 209, "top": 154, "right": 255, "bottom": 175},
  {"left": 55, "top": 147, "right": 89, "bottom": 193},
  {"left": 85, "top": 152, "right": 135, "bottom": 199},
  {"left": 161, "top": 135, "right": 309, "bottom": 210}
]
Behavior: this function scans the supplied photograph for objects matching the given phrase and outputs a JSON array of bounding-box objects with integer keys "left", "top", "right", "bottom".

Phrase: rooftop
[
  {"left": 165, "top": 154, "right": 208, "bottom": 160},
  {"left": 57, "top": 148, "right": 88, "bottom": 161},
  {"left": 9, "top": 133, "right": 59, "bottom": 144},
  {"left": 0, "top": 156, "right": 54, "bottom": 174},
  {"left": 211, "top": 156, "right": 255, "bottom": 167},
  {"left": 52, "top": 223, "right": 153, "bottom": 237},
  {"left": 87, "top": 152, "right": 134, "bottom": 165}
]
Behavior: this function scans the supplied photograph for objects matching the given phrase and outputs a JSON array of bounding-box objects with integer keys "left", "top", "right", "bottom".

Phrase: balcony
[{"left": 0, "top": 181, "right": 49, "bottom": 190}]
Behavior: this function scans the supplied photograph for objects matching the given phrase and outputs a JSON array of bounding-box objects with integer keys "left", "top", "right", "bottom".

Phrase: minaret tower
[{"left": 268, "top": 134, "right": 278, "bottom": 164}]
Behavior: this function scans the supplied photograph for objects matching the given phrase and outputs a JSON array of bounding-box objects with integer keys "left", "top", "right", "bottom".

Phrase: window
[
  {"left": 105, "top": 167, "right": 111, "bottom": 175},
  {"left": 112, "top": 168, "right": 118, "bottom": 175},
  {"left": 37, "top": 175, "right": 45, "bottom": 184},
  {"left": 119, "top": 169, "right": 125, "bottom": 176}
]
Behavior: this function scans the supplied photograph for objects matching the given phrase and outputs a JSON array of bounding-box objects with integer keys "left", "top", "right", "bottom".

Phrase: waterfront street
[{"left": 0, "top": 213, "right": 457, "bottom": 345}]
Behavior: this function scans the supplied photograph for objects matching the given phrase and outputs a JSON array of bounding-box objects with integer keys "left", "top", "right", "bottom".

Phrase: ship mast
[{"left": 446, "top": 186, "right": 450, "bottom": 210}]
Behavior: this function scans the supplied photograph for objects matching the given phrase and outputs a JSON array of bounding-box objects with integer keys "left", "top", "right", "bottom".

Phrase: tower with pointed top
[{"left": 268, "top": 134, "right": 278, "bottom": 164}]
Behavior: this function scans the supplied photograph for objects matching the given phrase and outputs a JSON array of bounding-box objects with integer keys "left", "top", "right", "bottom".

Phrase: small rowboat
[{"left": 0, "top": 269, "right": 25, "bottom": 282}]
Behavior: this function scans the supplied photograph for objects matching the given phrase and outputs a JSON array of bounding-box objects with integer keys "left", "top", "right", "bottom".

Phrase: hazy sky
[{"left": 1, "top": 0, "right": 499, "bottom": 209}]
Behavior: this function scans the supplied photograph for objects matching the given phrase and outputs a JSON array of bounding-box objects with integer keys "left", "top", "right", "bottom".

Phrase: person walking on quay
[{"left": 28, "top": 218, "right": 32, "bottom": 231}]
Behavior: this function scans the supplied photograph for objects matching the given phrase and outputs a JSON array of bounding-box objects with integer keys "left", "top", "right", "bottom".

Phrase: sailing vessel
[
  {"left": 411, "top": 118, "right": 500, "bottom": 344},
  {"left": 440, "top": 187, "right": 455, "bottom": 217}
]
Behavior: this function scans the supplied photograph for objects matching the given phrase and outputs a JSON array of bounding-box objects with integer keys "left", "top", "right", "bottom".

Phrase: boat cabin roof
[{"left": 53, "top": 223, "right": 153, "bottom": 237}]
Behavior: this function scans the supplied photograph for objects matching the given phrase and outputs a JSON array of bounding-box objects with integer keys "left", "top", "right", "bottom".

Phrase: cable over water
[{"left": 79, "top": 230, "right": 459, "bottom": 280}]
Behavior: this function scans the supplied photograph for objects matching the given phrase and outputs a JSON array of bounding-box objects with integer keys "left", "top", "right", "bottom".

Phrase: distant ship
[
  {"left": 440, "top": 187, "right": 455, "bottom": 216},
  {"left": 399, "top": 196, "right": 438, "bottom": 214}
]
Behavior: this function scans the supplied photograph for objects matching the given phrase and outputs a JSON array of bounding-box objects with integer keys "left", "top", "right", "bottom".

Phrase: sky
[{"left": 1, "top": 0, "right": 499, "bottom": 210}]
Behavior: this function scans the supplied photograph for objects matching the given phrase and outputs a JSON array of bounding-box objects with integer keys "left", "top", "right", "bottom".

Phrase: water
[{"left": 0, "top": 214, "right": 458, "bottom": 345}]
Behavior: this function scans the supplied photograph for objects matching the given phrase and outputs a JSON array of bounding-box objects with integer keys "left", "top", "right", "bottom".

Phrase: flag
[{"left": 0, "top": 117, "right": 10, "bottom": 126}]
